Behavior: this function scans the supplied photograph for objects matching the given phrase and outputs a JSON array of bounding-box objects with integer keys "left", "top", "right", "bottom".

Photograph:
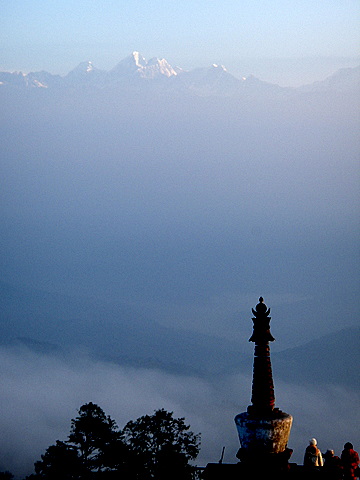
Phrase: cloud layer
[{"left": 1, "top": 346, "right": 358, "bottom": 478}]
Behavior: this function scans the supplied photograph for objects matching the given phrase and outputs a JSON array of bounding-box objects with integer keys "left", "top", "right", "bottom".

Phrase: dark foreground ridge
[{"left": 202, "top": 462, "right": 338, "bottom": 479}]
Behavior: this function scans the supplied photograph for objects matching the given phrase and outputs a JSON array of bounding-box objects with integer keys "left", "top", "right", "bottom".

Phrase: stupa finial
[{"left": 249, "top": 296, "right": 275, "bottom": 343}]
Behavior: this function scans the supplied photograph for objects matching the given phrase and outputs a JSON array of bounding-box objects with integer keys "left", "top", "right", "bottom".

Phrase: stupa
[{"left": 234, "top": 297, "right": 293, "bottom": 466}]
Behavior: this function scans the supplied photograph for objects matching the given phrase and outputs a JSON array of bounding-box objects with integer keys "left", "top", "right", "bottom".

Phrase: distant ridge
[
  {"left": 272, "top": 326, "right": 360, "bottom": 388},
  {"left": 1, "top": 52, "right": 358, "bottom": 97},
  {"left": 0, "top": 281, "right": 247, "bottom": 377},
  {"left": 0, "top": 282, "right": 358, "bottom": 388}
]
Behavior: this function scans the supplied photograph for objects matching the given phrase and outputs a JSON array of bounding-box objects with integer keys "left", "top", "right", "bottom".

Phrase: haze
[{"left": 1, "top": 82, "right": 359, "bottom": 345}]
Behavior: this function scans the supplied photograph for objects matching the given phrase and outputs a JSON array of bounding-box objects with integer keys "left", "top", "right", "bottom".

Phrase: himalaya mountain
[
  {"left": 1, "top": 51, "right": 359, "bottom": 97},
  {"left": 109, "top": 51, "right": 181, "bottom": 79}
]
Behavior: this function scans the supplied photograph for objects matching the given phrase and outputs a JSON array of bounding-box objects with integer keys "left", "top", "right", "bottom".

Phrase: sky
[{"left": 1, "top": 0, "right": 360, "bottom": 85}]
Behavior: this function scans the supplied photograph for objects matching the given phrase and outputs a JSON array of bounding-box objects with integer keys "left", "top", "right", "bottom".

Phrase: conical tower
[{"left": 235, "top": 298, "right": 293, "bottom": 463}]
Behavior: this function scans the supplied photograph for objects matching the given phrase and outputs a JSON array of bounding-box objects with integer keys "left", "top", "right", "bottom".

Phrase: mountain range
[
  {"left": 1, "top": 281, "right": 359, "bottom": 389},
  {"left": 0, "top": 281, "right": 247, "bottom": 377},
  {"left": 1, "top": 51, "right": 359, "bottom": 97}
]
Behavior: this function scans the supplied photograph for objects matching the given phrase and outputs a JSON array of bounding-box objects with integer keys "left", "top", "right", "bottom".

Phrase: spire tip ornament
[{"left": 249, "top": 297, "right": 275, "bottom": 343}]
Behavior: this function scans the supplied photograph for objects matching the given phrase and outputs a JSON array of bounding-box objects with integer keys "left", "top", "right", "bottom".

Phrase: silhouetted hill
[
  {"left": 7, "top": 336, "right": 62, "bottom": 355},
  {"left": 0, "top": 281, "right": 248, "bottom": 376},
  {"left": 299, "top": 65, "right": 360, "bottom": 93},
  {"left": 1, "top": 282, "right": 358, "bottom": 388},
  {"left": 272, "top": 326, "right": 360, "bottom": 388}
]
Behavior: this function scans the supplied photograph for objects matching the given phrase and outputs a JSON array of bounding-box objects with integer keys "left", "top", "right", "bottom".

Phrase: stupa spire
[
  {"left": 248, "top": 297, "right": 275, "bottom": 415},
  {"left": 235, "top": 298, "right": 293, "bottom": 464}
]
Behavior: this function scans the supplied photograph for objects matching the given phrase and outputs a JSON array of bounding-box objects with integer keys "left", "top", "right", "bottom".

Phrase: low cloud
[{"left": 0, "top": 346, "right": 358, "bottom": 478}]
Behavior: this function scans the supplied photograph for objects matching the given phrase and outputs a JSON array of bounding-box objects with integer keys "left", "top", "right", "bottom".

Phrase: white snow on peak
[
  {"left": 69, "top": 61, "right": 96, "bottom": 75},
  {"left": 211, "top": 64, "right": 227, "bottom": 72},
  {"left": 130, "top": 51, "right": 147, "bottom": 68},
  {"left": 145, "top": 57, "right": 178, "bottom": 77},
  {"left": 33, "top": 80, "right": 48, "bottom": 88},
  {"left": 113, "top": 52, "right": 178, "bottom": 78}
]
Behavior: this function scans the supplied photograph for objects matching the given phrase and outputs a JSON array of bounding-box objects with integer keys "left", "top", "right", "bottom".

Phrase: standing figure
[
  {"left": 323, "top": 449, "right": 343, "bottom": 480},
  {"left": 303, "top": 438, "right": 323, "bottom": 467},
  {"left": 341, "top": 442, "right": 360, "bottom": 480}
]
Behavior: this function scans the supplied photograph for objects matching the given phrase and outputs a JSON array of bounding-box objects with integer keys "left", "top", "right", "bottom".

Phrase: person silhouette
[
  {"left": 341, "top": 442, "right": 359, "bottom": 480},
  {"left": 303, "top": 438, "right": 323, "bottom": 467},
  {"left": 323, "top": 449, "right": 343, "bottom": 480}
]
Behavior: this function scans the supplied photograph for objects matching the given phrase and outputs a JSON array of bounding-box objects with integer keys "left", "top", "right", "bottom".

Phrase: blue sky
[{"left": 1, "top": 0, "right": 359, "bottom": 85}]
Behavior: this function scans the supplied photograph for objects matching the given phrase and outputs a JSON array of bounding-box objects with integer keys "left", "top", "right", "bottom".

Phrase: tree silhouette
[
  {"left": 26, "top": 404, "right": 200, "bottom": 479},
  {"left": 68, "top": 402, "right": 123, "bottom": 473},
  {"left": 0, "top": 472, "right": 14, "bottom": 480},
  {"left": 33, "top": 440, "right": 83, "bottom": 479},
  {"left": 122, "top": 408, "right": 200, "bottom": 480}
]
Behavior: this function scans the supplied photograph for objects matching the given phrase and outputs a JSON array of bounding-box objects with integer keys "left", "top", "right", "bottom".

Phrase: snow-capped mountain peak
[
  {"left": 145, "top": 57, "right": 178, "bottom": 78},
  {"left": 130, "top": 51, "right": 148, "bottom": 68},
  {"left": 111, "top": 52, "right": 147, "bottom": 74},
  {"left": 63, "top": 61, "right": 106, "bottom": 87},
  {"left": 68, "top": 61, "right": 97, "bottom": 74},
  {"left": 86, "top": 61, "right": 94, "bottom": 73},
  {"left": 111, "top": 52, "right": 178, "bottom": 79},
  {"left": 211, "top": 64, "right": 227, "bottom": 72},
  {"left": 1, "top": 54, "right": 358, "bottom": 99}
]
